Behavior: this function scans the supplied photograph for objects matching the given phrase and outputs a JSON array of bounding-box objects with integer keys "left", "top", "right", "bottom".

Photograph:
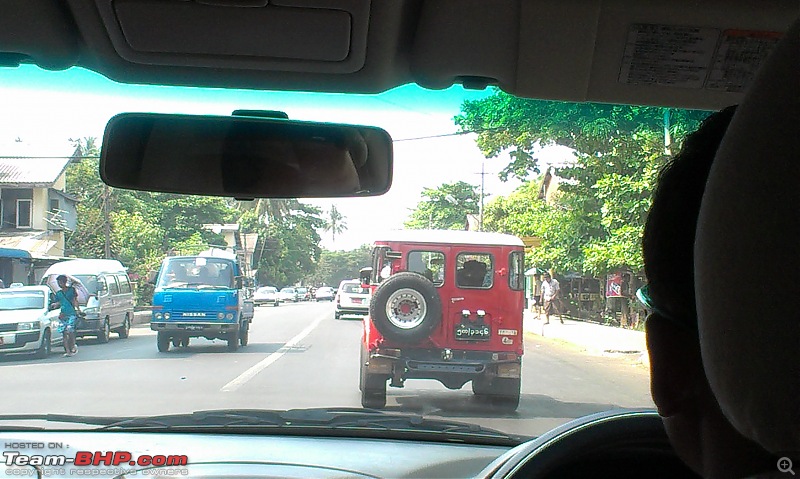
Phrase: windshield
[
  {"left": 0, "top": 291, "right": 45, "bottom": 310},
  {"left": 74, "top": 275, "right": 99, "bottom": 295},
  {"left": 157, "top": 257, "right": 235, "bottom": 289},
  {"left": 0, "top": 64, "right": 680, "bottom": 441}
]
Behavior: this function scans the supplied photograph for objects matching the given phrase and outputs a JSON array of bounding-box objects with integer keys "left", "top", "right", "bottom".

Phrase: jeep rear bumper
[{"left": 366, "top": 348, "right": 521, "bottom": 389}]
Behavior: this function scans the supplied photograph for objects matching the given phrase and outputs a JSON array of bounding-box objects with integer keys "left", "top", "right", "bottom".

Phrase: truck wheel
[
  {"left": 180, "top": 337, "right": 190, "bottom": 347},
  {"left": 35, "top": 329, "right": 52, "bottom": 359},
  {"left": 97, "top": 319, "right": 111, "bottom": 343},
  {"left": 239, "top": 323, "right": 249, "bottom": 346},
  {"left": 360, "top": 372, "right": 387, "bottom": 409},
  {"left": 474, "top": 376, "right": 521, "bottom": 412},
  {"left": 157, "top": 332, "right": 171, "bottom": 353},
  {"left": 369, "top": 272, "right": 442, "bottom": 345},
  {"left": 227, "top": 330, "right": 240, "bottom": 351},
  {"left": 360, "top": 344, "right": 387, "bottom": 407}
]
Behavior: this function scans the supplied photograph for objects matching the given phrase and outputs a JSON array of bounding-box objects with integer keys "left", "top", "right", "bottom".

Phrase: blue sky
[{"left": 0, "top": 65, "right": 575, "bottom": 250}]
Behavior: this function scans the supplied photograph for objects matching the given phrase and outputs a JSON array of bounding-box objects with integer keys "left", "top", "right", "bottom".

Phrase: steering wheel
[{"left": 477, "top": 409, "right": 699, "bottom": 479}]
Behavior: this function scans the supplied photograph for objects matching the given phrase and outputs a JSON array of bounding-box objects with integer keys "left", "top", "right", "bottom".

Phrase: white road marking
[{"left": 221, "top": 311, "right": 327, "bottom": 392}]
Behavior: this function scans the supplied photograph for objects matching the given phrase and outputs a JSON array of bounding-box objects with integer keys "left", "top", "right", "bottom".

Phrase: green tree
[
  {"left": 405, "top": 181, "right": 480, "bottom": 230},
  {"left": 242, "top": 203, "right": 325, "bottom": 287},
  {"left": 304, "top": 245, "right": 372, "bottom": 287},
  {"left": 324, "top": 205, "right": 348, "bottom": 243},
  {"left": 462, "top": 92, "right": 711, "bottom": 275}
]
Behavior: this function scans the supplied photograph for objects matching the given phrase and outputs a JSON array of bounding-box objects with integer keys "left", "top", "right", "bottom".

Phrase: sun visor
[{"left": 95, "top": 0, "right": 368, "bottom": 73}]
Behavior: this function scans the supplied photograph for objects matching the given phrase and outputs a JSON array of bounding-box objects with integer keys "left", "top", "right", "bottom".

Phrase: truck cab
[{"left": 151, "top": 254, "right": 254, "bottom": 352}]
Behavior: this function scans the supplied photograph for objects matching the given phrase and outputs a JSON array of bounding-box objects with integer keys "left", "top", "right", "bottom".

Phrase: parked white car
[
  {"left": 335, "top": 280, "right": 370, "bottom": 319},
  {"left": 0, "top": 286, "right": 63, "bottom": 358},
  {"left": 253, "top": 286, "right": 281, "bottom": 307}
]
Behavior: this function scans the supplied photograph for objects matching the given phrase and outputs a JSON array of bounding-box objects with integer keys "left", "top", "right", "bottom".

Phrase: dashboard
[{"left": 0, "top": 411, "right": 698, "bottom": 479}]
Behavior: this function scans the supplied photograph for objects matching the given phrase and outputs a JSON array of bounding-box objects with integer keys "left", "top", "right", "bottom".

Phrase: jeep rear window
[
  {"left": 509, "top": 251, "right": 524, "bottom": 291},
  {"left": 343, "top": 283, "right": 369, "bottom": 294},
  {"left": 407, "top": 251, "right": 445, "bottom": 286},
  {"left": 455, "top": 253, "right": 493, "bottom": 289}
]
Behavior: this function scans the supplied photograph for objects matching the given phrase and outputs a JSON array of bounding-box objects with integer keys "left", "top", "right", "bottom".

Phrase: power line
[{"left": 393, "top": 127, "right": 507, "bottom": 142}]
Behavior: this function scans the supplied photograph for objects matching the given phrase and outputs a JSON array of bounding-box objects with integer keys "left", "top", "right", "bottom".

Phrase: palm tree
[
  {"left": 235, "top": 199, "right": 300, "bottom": 224},
  {"left": 324, "top": 205, "right": 347, "bottom": 243}
]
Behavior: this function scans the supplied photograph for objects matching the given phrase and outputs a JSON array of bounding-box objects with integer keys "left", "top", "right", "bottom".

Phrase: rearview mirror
[{"left": 100, "top": 113, "right": 393, "bottom": 199}]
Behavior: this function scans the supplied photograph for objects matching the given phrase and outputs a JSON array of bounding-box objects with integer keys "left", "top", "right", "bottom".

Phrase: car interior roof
[{"left": 3, "top": 1, "right": 798, "bottom": 109}]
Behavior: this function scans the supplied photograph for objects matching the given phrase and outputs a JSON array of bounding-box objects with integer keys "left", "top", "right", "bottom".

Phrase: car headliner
[{"left": 2, "top": 1, "right": 798, "bottom": 109}]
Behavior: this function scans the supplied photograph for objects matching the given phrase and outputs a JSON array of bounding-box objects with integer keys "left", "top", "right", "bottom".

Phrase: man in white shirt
[{"left": 541, "top": 272, "right": 563, "bottom": 324}]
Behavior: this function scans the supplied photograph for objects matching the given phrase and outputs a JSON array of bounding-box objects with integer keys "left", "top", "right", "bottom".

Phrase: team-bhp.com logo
[{"left": 3, "top": 451, "right": 188, "bottom": 467}]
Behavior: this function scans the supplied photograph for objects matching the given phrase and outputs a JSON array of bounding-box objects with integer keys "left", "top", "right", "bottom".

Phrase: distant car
[
  {"left": 279, "top": 287, "right": 299, "bottom": 303},
  {"left": 0, "top": 286, "right": 64, "bottom": 358},
  {"left": 335, "top": 280, "right": 370, "bottom": 319},
  {"left": 296, "top": 287, "right": 311, "bottom": 301},
  {"left": 314, "top": 287, "right": 335, "bottom": 302},
  {"left": 253, "top": 286, "right": 280, "bottom": 307}
]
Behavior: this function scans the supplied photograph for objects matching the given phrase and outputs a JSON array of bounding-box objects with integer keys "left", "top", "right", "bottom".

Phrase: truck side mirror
[
  {"left": 235, "top": 277, "right": 243, "bottom": 289},
  {"left": 147, "top": 270, "right": 158, "bottom": 285},
  {"left": 359, "top": 267, "right": 373, "bottom": 288}
]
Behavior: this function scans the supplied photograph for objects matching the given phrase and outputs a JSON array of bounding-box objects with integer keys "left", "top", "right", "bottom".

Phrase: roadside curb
[
  {"left": 132, "top": 310, "right": 151, "bottom": 327},
  {"left": 523, "top": 311, "right": 649, "bottom": 367}
]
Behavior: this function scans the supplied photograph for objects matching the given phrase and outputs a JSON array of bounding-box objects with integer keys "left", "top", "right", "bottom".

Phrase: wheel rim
[{"left": 385, "top": 288, "right": 427, "bottom": 330}]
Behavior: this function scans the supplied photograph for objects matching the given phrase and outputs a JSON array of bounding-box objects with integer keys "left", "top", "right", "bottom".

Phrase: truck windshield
[{"left": 157, "top": 258, "right": 235, "bottom": 289}]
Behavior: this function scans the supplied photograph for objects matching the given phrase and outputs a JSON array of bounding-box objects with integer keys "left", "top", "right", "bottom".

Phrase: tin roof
[
  {"left": 376, "top": 229, "right": 524, "bottom": 247},
  {"left": 0, "top": 142, "right": 78, "bottom": 186},
  {"left": 0, "top": 157, "right": 73, "bottom": 186}
]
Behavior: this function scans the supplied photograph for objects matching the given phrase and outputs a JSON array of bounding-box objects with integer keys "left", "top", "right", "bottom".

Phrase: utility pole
[
  {"left": 103, "top": 185, "right": 111, "bottom": 259},
  {"left": 663, "top": 108, "right": 672, "bottom": 155},
  {"left": 477, "top": 161, "right": 486, "bottom": 231}
]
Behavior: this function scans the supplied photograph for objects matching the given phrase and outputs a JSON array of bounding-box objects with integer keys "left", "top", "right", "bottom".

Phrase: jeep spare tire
[{"left": 370, "top": 272, "right": 442, "bottom": 344}]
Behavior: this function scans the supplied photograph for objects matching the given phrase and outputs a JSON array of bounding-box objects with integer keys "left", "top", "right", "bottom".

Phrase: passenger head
[
  {"left": 695, "top": 17, "right": 800, "bottom": 460},
  {"left": 642, "top": 105, "right": 778, "bottom": 477}
]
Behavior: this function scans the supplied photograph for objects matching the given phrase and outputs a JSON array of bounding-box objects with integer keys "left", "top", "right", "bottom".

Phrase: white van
[{"left": 42, "top": 259, "right": 135, "bottom": 342}]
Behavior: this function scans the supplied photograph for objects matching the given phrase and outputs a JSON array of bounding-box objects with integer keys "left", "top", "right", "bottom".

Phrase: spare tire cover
[{"left": 369, "top": 271, "right": 442, "bottom": 345}]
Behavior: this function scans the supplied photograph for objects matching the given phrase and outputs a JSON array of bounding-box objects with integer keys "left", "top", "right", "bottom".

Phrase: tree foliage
[
  {"left": 405, "top": 181, "right": 480, "bottom": 230},
  {"left": 460, "top": 92, "right": 712, "bottom": 275},
  {"left": 303, "top": 245, "right": 372, "bottom": 288},
  {"left": 242, "top": 204, "right": 325, "bottom": 288}
]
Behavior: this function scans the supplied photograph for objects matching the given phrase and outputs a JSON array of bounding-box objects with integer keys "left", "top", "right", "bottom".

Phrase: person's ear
[{"left": 646, "top": 316, "right": 705, "bottom": 417}]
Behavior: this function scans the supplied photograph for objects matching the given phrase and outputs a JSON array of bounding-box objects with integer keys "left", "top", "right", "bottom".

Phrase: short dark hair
[
  {"left": 57, "top": 274, "right": 68, "bottom": 283},
  {"left": 642, "top": 105, "right": 737, "bottom": 326}
]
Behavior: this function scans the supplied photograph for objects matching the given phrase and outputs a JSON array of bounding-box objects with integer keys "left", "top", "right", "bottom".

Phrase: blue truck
[{"left": 151, "top": 253, "right": 254, "bottom": 352}]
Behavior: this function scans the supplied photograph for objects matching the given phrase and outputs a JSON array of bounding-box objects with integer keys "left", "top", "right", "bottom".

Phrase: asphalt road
[{"left": 0, "top": 301, "right": 654, "bottom": 438}]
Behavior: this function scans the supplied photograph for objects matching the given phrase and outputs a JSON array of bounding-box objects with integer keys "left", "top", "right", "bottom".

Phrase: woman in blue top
[{"left": 53, "top": 274, "right": 83, "bottom": 357}]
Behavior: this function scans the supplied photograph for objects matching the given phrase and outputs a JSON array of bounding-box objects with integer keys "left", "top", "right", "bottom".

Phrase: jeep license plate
[
  {"left": 184, "top": 325, "right": 204, "bottom": 331},
  {"left": 455, "top": 324, "right": 490, "bottom": 341}
]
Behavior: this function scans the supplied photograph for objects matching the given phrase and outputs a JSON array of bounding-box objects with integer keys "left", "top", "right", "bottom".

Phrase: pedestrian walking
[
  {"left": 541, "top": 272, "right": 563, "bottom": 324},
  {"left": 53, "top": 274, "right": 83, "bottom": 357}
]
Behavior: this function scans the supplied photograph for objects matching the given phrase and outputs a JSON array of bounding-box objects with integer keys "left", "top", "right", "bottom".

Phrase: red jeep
[{"left": 359, "top": 230, "right": 525, "bottom": 411}]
